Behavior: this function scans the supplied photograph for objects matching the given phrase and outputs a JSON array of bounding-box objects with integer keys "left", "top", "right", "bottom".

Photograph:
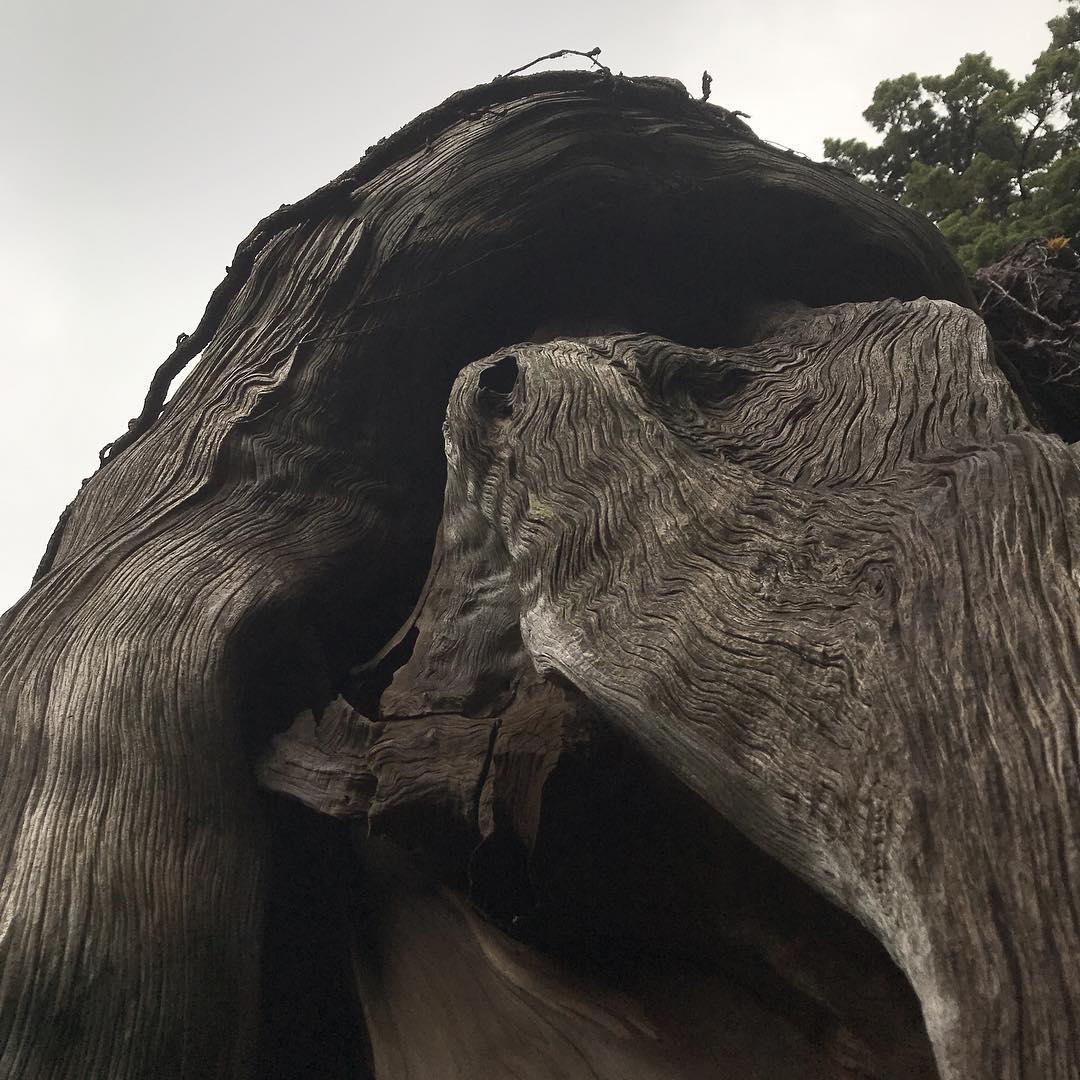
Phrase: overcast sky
[{"left": 0, "top": 0, "right": 1064, "bottom": 612}]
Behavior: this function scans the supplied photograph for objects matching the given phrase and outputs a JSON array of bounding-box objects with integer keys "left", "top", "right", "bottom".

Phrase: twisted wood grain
[
  {"left": 1, "top": 70, "right": 1000, "bottom": 1079},
  {"left": 436, "top": 308, "right": 1080, "bottom": 1078}
]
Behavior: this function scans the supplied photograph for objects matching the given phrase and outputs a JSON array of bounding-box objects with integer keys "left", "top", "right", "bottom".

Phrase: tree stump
[{"left": 2, "top": 70, "right": 1077, "bottom": 1080}]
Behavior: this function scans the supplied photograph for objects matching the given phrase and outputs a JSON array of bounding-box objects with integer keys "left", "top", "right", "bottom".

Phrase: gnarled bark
[{"left": 2, "top": 70, "right": 1076, "bottom": 1080}]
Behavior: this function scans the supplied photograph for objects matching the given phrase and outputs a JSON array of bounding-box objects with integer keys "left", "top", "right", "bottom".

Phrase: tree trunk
[{"left": 2, "top": 70, "right": 1077, "bottom": 1080}]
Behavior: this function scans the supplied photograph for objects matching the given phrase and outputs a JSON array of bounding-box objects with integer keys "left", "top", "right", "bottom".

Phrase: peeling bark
[{"left": 2, "top": 70, "right": 1076, "bottom": 1079}]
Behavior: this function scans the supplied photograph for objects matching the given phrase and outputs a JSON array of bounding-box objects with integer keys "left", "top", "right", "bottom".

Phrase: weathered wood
[
  {"left": 264, "top": 509, "right": 938, "bottom": 1077},
  {"left": 2, "top": 68, "right": 1069, "bottom": 1080},
  {"left": 262, "top": 298, "right": 1080, "bottom": 1077},
  {"left": 347, "top": 835, "right": 870, "bottom": 1080},
  {"left": 422, "top": 309, "right": 1079, "bottom": 1079}
]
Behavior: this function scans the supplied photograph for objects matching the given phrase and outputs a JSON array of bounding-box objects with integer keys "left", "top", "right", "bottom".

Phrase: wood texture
[
  {"left": 2, "top": 69, "right": 1072, "bottom": 1079},
  {"left": 262, "top": 299, "right": 1080, "bottom": 1078},
  {"left": 425, "top": 311, "right": 1079, "bottom": 1079}
]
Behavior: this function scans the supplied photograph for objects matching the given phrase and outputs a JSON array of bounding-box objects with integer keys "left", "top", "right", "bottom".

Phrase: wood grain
[
  {"left": 432, "top": 309, "right": 1079, "bottom": 1078},
  {"left": 1, "top": 69, "right": 1045, "bottom": 1078}
]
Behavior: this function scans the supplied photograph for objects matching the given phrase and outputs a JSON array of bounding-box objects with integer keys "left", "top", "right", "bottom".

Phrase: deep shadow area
[
  {"left": 466, "top": 720, "right": 940, "bottom": 1079},
  {"left": 257, "top": 797, "right": 373, "bottom": 1080}
]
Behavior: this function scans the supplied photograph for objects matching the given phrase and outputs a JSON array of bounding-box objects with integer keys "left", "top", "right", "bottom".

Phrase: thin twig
[
  {"left": 496, "top": 47, "right": 610, "bottom": 81},
  {"left": 981, "top": 277, "right": 1067, "bottom": 334},
  {"left": 1044, "top": 360, "right": 1080, "bottom": 385}
]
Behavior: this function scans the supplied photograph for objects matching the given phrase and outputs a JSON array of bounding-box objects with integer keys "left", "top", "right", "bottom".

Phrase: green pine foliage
[{"left": 824, "top": 3, "right": 1080, "bottom": 272}]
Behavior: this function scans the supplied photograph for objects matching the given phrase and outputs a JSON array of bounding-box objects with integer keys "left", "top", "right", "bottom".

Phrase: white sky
[{"left": 0, "top": 0, "right": 1064, "bottom": 612}]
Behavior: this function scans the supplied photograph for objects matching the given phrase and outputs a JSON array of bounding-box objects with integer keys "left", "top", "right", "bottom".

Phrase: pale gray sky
[{"left": 0, "top": 0, "right": 1063, "bottom": 612}]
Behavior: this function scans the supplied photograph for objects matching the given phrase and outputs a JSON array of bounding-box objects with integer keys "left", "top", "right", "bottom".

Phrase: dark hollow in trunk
[{"left": 2, "top": 70, "right": 1077, "bottom": 1080}]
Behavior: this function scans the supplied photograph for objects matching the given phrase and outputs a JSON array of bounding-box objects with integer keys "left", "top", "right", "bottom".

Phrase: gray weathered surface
[
  {"left": 263, "top": 302, "right": 1080, "bottom": 1077},
  {"left": 432, "top": 312, "right": 1080, "bottom": 1078},
  {"left": 3, "top": 70, "right": 1074, "bottom": 1079}
]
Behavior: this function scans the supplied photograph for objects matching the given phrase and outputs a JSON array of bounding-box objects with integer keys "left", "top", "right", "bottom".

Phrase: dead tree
[
  {"left": 2, "top": 70, "right": 1078, "bottom": 1080},
  {"left": 975, "top": 235, "right": 1080, "bottom": 441}
]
